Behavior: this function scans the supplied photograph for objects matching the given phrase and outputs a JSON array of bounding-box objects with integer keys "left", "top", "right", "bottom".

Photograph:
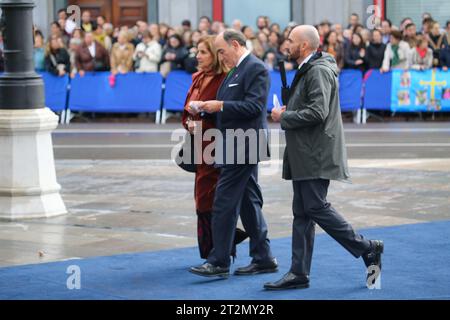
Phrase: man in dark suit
[
  {"left": 267, "top": 25, "right": 383, "bottom": 290},
  {"left": 188, "top": 29, "right": 277, "bottom": 278}
]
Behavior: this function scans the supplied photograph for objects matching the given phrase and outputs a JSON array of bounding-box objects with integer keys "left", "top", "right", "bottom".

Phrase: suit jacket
[{"left": 215, "top": 53, "right": 270, "bottom": 166}]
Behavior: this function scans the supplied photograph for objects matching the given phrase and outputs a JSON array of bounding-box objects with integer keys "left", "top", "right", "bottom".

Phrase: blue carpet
[{"left": 1, "top": 221, "right": 450, "bottom": 300}]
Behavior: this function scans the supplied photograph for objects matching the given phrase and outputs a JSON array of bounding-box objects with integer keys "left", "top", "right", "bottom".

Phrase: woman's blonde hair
[
  {"left": 197, "top": 35, "right": 227, "bottom": 75},
  {"left": 45, "top": 35, "right": 64, "bottom": 56}
]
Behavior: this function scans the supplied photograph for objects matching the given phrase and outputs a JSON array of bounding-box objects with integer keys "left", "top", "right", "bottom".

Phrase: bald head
[
  {"left": 290, "top": 25, "right": 320, "bottom": 50},
  {"left": 286, "top": 25, "right": 320, "bottom": 64}
]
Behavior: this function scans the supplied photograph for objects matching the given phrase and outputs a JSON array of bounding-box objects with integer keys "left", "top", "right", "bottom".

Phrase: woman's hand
[
  {"left": 186, "top": 119, "right": 196, "bottom": 134},
  {"left": 187, "top": 101, "right": 203, "bottom": 115},
  {"left": 165, "top": 52, "right": 176, "bottom": 61}
]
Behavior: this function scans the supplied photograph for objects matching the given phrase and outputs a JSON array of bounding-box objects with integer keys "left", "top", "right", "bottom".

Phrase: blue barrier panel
[
  {"left": 39, "top": 72, "right": 69, "bottom": 112},
  {"left": 391, "top": 68, "right": 450, "bottom": 112},
  {"left": 68, "top": 72, "right": 163, "bottom": 112},
  {"left": 338, "top": 69, "right": 363, "bottom": 112},
  {"left": 163, "top": 71, "right": 192, "bottom": 112},
  {"left": 267, "top": 70, "right": 296, "bottom": 111},
  {"left": 269, "top": 70, "right": 363, "bottom": 112},
  {"left": 363, "top": 69, "right": 392, "bottom": 110},
  {"left": 164, "top": 70, "right": 299, "bottom": 113}
]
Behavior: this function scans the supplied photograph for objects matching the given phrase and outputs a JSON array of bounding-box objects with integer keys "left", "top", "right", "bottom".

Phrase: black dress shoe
[
  {"left": 189, "top": 263, "right": 229, "bottom": 278},
  {"left": 362, "top": 240, "right": 384, "bottom": 269},
  {"left": 234, "top": 258, "right": 278, "bottom": 275},
  {"left": 264, "top": 272, "right": 310, "bottom": 290}
]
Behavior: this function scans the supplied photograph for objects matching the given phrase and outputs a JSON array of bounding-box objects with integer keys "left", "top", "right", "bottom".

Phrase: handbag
[{"left": 175, "top": 133, "right": 197, "bottom": 173}]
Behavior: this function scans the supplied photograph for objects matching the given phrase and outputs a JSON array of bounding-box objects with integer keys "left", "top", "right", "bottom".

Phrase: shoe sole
[
  {"left": 234, "top": 268, "right": 279, "bottom": 276},
  {"left": 189, "top": 269, "right": 229, "bottom": 278},
  {"left": 264, "top": 283, "right": 310, "bottom": 291}
]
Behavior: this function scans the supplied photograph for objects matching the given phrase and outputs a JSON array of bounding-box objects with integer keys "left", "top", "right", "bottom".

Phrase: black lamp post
[{"left": 0, "top": 0, "right": 45, "bottom": 110}]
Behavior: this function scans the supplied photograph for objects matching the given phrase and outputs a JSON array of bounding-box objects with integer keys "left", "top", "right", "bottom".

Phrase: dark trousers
[
  {"left": 291, "top": 179, "right": 371, "bottom": 275},
  {"left": 207, "top": 164, "right": 273, "bottom": 268}
]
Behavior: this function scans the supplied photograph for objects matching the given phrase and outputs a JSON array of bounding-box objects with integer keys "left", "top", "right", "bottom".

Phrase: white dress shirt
[
  {"left": 88, "top": 42, "right": 96, "bottom": 58},
  {"left": 298, "top": 51, "right": 316, "bottom": 70},
  {"left": 236, "top": 49, "right": 251, "bottom": 68}
]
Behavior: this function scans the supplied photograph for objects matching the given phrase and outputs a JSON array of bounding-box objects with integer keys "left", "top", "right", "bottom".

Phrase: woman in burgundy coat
[{"left": 181, "top": 35, "right": 248, "bottom": 260}]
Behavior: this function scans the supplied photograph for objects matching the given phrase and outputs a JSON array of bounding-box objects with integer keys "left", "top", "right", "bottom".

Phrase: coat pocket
[{"left": 324, "top": 129, "right": 336, "bottom": 140}]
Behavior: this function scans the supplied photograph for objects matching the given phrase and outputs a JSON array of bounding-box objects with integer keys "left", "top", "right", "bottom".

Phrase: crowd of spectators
[{"left": 0, "top": 10, "right": 449, "bottom": 77}]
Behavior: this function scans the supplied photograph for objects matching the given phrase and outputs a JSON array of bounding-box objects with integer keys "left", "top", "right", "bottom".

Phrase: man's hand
[
  {"left": 271, "top": 106, "right": 286, "bottom": 122},
  {"left": 198, "top": 100, "right": 223, "bottom": 113}
]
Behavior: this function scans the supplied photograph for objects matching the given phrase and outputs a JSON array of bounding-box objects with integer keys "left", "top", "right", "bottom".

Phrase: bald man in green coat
[{"left": 268, "top": 25, "right": 384, "bottom": 290}]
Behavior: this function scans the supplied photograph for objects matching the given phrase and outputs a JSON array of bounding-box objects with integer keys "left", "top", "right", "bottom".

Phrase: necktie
[{"left": 226, "top": 67, "right": 236, "bottom": 80}]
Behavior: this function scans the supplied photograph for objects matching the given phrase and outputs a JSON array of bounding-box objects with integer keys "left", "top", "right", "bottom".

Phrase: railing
[{"left": 36, "top": 68, "right": 450, "bottom": 124}]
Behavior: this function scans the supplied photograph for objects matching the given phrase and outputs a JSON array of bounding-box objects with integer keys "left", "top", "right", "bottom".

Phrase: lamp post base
[{"left": 0, "top": 108, "right": 67, "bottom": 220}]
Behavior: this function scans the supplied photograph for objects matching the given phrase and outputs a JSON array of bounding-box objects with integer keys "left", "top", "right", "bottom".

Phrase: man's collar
[
  {"left": 237, "top": 49, "right": 251, "bottom": 68},
  {"left": 298, "top": 51, "right": 316, "bottom": 70}
]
